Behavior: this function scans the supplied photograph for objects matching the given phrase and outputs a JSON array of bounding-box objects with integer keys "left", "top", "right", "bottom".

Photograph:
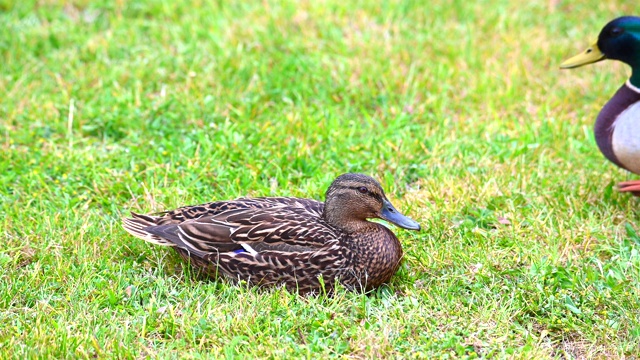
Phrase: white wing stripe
[{"left": 240, "top": 243, "right": 258, "bottom": 255}]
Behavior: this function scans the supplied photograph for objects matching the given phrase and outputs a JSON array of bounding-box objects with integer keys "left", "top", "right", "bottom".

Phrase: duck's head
[
  {"left": 561, "top": 16, "right": 640, "bottom": 86},
  {"left": 323, "top": 173, "right": 421, "bottom": 233}
]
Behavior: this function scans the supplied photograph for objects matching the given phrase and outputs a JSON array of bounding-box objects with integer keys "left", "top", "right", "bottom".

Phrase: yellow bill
[{"left": 560, "top": 42, "right": 606, "bottom": 69}]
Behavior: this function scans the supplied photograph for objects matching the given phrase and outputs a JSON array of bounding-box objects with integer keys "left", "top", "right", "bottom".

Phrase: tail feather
[{"left": 122, "top": 212, "right": 176, "bottom": 247}]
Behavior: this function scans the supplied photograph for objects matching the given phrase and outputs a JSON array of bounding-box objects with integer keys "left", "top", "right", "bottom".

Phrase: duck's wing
[
  {"left": 151, "top": 197, "right": 324, "bottom": 224},
  {"left": 122, "top": 197, "right": 335, "bottom": 257}
]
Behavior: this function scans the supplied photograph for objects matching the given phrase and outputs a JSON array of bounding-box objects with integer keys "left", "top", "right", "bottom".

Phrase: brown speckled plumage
[{"left": 122, "top": 173, "right": 420, "bottom": 294}]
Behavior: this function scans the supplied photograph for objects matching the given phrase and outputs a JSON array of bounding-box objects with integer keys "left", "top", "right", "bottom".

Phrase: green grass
[{"left": 1, "top": 0, "right": 640, "bottom": 357}]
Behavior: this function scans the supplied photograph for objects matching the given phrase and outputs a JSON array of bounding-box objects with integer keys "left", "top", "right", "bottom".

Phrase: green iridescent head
[{"left": 561, "top": 16, "right": 640, "bottom": 87}]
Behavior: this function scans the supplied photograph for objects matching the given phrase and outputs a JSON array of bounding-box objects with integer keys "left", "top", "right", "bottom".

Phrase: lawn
[{"left": 1, "top": 0, "right": 639, "bottom": 358}]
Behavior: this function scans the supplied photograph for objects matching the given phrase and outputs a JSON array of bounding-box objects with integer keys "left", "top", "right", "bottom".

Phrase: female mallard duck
[
  {"left": 122, "top": 173, "right": 421, "bottom": 293},
  {"left": 561, "top": 16, "right": 640, "bottom": 196}
]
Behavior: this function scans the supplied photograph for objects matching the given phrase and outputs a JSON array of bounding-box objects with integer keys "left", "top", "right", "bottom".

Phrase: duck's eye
[
  {"left": 610, "top": 27, "right": 624, "bottom": 37},
  {"left": 357, "top": 186, "right": 368, "bottom": 194}
]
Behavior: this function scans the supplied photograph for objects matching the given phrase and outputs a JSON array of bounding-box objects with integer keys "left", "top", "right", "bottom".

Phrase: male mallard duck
[
  {"left": 561, "top": 16, "right": 640, "bottom": 196},
  {"left": 122, "top": 173, "right": 421, "bottom": 293}
]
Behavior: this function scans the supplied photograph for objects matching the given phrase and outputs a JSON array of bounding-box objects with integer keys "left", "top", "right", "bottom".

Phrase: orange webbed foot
[{"left": 617, "top": 180, "right": 640, "bottom": 197}]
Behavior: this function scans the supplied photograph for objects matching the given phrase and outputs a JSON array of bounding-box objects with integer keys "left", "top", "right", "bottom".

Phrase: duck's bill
[
  {"left": 380, "top": 199, "right": 421, "bottom": 231},
  {"left": 560, "top": 42, "right": 606, "bottom": 69}
]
